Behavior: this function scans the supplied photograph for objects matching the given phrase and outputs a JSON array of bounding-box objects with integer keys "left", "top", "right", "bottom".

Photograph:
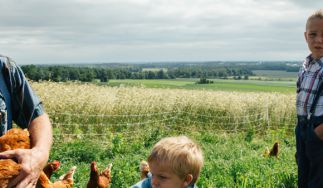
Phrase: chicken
[
  {"left": 37, "top": 166, "right": 77, "bottom": 188},
  {"left": 263, "top": 142, "right": 279, "bottom": 158},
  {"left": 263, "top": 147, "right": 270, "bottom": 157},
  {"left": 269, "top": 142, "right": 279, "bottom": 157},
  {"left": 140, "top": 160, "right": 150, "bottom": 180},
  {"left": 36, "top": 160, "right": 61, "bottom": 188},
  {"left": 0, "top": 128, "right": 30, "bottom": 187},
  {"left": 43, "top": 160, "right": 61, "bottom": 179},
  {"left": 87, "top": 161, "right": 113, "bottom": 188},
  {"left": 0, "top": 159, "right": 21, "bottom": 188},
  {"left": 0, "top": 128, "right": 30, "bottom": 151}
]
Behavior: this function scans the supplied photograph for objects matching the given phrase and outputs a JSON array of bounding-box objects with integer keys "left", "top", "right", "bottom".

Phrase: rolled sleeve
[{"left": 6, "top": 59, "right": 45, "bottom": 128}]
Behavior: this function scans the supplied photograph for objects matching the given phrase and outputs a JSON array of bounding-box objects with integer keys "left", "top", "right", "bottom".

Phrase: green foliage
[
  {"left": 35, "top": 82, "right": 298, "bottom": 187},
  {"left": 245, "top": 129, "right": 255, "bottom": 142},
  {"left": 21, "top": 61, "right": 259, "bottom": 82},
  {"left": 48, "top": 128, "right": 297, "bottom": 188},
  {"left": 196, "top": 77, "right": 214, "bottom": 84},
  {"left": 50, "top": 140, "right": 109, "bottom": 163}
]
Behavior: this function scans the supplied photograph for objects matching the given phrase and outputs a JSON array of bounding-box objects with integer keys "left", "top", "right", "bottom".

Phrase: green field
[
  {"left": 29, "top": 82, "right": 298, "bottom": 188},
  {"left": 107, "top": 79, "right": 296, "bottom": 93}
]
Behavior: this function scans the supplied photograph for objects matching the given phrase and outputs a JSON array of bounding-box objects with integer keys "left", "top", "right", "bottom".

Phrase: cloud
[{"left": 0, "top": 0, "right": 317, "bottom": 63}]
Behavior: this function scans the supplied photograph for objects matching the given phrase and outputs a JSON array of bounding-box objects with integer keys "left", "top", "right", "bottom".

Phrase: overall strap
[{"left": 309, "top": 78, "right": 323, "bottom": 120}]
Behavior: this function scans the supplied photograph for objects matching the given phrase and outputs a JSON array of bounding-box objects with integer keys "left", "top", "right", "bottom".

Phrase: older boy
[
  {"left": 131, "top": 136, "right": 204, "bottom": 188},
  {"left": 296, "top": 9, "right": 323, "bottom": 187}
]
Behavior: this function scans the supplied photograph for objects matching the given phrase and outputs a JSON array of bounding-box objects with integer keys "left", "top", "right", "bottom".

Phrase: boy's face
[
  {"left": 149, "top": 161, "right": 193, "bottom": 188},
  {"left": 305, "top": 18, "right": 323, "bottom": 59}
]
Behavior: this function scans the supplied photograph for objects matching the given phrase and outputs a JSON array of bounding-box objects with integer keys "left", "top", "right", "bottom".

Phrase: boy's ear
[{"left": 183, "top": 174, "right": 193, "bottom": 187}]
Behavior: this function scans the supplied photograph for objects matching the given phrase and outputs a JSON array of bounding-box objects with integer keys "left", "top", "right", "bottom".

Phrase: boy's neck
[{"left": 311, "top": 54, "right": 323, "bottom": 61}]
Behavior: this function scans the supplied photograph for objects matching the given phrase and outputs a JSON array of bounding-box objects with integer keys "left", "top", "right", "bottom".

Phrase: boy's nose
[{"left": 316, "top": 36, "right": 323, "bottom": 43}]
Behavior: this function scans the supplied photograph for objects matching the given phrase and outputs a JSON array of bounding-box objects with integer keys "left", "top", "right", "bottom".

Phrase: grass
[
  {"left": 49, "top": 127, "right": 297, "bottom": 188},
  {"left": 107, "top": 79, "right": 296, "bottom": 93},
  {"left": 29, "top": 81, "right": 298, "bottom": 187}
]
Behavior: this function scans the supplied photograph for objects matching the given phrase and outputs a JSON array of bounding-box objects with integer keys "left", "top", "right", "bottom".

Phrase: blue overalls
[{"left": 296, "top": 80, "right": 323, "bottom": 188}]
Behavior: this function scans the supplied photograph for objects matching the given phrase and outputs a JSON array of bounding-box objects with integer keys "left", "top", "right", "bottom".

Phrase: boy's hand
[{"left": 314, "top": 124, "right": 323, "bottom": 140}]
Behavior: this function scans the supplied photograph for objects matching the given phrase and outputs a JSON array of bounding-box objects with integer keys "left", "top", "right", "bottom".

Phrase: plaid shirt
[
  {"left": 0, "top": 55, "right": 44, "bottom": 135},
  {"left": 296, "top": 55, "right": 323, "bottom": 117}
]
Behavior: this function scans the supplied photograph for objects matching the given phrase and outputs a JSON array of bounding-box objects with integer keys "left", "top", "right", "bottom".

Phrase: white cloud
[{"left": 0, "top": 0, "right": 318, "bottom": 63}]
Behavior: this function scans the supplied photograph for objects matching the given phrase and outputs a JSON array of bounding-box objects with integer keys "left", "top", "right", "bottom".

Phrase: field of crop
[
  {"left": 31, "top": 81, "right": 298, "bottom": 188},
  {"left": 107, "top": 78, "right": 296, "bottom": 93},
  {"left": 252, "top": 70, "right": 298, "bottom": 80}
]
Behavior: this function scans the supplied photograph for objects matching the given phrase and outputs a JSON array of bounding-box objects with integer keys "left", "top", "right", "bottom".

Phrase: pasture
[
  {"left": 31, "top": 81, "right": 298, "bottom": 187},
  {"left": 107, "top": 78, "right": 296, "bottom": 93}
]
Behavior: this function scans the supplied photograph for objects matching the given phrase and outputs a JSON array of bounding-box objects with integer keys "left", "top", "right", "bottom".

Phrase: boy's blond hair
[
  {"left": 147, "top": 136, "right": 204, "bottom": 184},
  {"left": 306, "top": 9, "right": 323, "bottom": 29}
]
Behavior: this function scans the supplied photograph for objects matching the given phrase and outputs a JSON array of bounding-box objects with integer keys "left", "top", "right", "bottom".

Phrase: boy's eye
[
  {"left": 309, "top": 33, "right": 317, "bottom": 37},
  {"left": 152, "top": 174, "right": 169, "bottom": 181},
  {"left": 158, "top": 175, "right": 167, "bottom": 179}
]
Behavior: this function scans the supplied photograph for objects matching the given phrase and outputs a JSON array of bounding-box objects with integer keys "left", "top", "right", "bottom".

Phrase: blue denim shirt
[
  {"left": 131, "top": 173, "right": 198, "bottom": 188},
  {"left": 0, "top": 55, "right": 44, "bottom": 135}
]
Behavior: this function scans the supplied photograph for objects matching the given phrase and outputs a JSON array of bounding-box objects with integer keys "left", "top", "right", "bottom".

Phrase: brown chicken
[
  {"left": 140, "top": 160, "right": 150, "bottom": 180},
  {"left": 36, "top": 160, "right": 61, "bottom": 188},
  {"left": 43, "top": 160, "right": 61, "bottom": 179},
  {"left": 0, "top": 159, "right": 21, "bottom": 188},
  {"left": 0, "top": 128, "right": 30, "bottom": 151},
  {"left": 37, "top": 166, "right": 77, "bottom": 188},
  {"left": 269, "top": 142, "right": 279, "bottom": 157},
  {"left": 263, "top": 142, "right": 279, "bottom": 158},
  {"left": 87, "top": 161, "right": 113, "bottom": 188},
  {"left": 0, "top": 128, "right": 30, "bottom": 187}
]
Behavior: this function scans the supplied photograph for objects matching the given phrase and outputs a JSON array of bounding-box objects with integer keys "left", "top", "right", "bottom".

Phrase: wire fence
[{"left": 49, "top": 107, "right": 296, "bottom": 144}]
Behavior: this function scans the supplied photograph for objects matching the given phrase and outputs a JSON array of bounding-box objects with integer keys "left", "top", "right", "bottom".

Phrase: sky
[{"left": 0, "top": 0, "right": 322, "bottom": 64}]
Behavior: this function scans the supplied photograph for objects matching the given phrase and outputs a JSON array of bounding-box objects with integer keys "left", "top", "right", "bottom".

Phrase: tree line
[{"left": 21, "top": 64, "right": 255, "bottom": 82}]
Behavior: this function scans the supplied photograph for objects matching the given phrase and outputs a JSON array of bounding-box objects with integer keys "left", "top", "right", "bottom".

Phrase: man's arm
[{"left": 0, "top": 113, "right": 52, "bottom": 188}]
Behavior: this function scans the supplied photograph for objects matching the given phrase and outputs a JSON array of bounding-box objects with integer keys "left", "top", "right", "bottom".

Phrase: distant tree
[
  {"left": 196, "top": 77, "right": 214, "bottom": 84},
  {"left": 146, "top": 71, "right": 156, "bottom": 79},
  {"left": 96, "top": 69, "right": 108, "bottom": 82},
  {"left": 69, "top": 69, "right": 80, "bottom": 80},
  {"left": 79, "top": 68, "right": 95, "bottom": 82},
  {"left": 218, "top": 71, "right": 228, "bottom": 79},
  {"left": 106, "top": 69, "right": 115, "bottom": 79},
  {"left": 157, "top": 70, "right": 168, "bottom": 79}
]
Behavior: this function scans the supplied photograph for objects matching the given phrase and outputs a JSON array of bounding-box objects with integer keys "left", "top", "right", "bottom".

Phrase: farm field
[
  {"left": 107, "top": 78, "right": 296, "bottom": 93},
  {"left": 31, "top": 81, "right": 298, "bottom": 187},
  {"left": 252, "top": 70, "right": 298, "bottom": 80}
]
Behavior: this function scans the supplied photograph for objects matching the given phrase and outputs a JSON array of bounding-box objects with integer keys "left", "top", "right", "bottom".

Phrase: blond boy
[
  {"left": 131, "top": 136, "right": 203, "bottom": 188},
  {"left": 296, "top": 8, "right": 323, "bottom": 187}
]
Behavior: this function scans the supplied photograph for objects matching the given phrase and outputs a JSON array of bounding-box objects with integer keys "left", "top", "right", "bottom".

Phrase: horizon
[{"left": 18, "top": 59, "right": 303, "bottom": 66}]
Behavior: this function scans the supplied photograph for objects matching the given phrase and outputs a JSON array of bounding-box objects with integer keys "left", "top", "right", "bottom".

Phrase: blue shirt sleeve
[
  {"left": 130, "top": 177, "right": 152, "bottom": 188},
  {"left": 3, "top": 57, "right": 44, "bottom": 128},
  {"left": 129, "top": 175, "right": 198, "bottom": 188}
]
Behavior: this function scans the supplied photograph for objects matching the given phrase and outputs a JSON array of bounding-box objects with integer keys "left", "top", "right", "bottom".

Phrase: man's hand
[
  {"left": 0, "top": 147, "right": 48, "bottom": 188},
  {"left": 314, "top": 123, "right": 323, "bottom": 140},
  {"left": 0, "top": 113, "right": 52, "bottom": 188}
]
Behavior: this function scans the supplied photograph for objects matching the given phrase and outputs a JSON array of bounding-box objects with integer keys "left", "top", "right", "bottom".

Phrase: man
[{"left": 0, "top": 54, "right": 52, "bottom": 188}]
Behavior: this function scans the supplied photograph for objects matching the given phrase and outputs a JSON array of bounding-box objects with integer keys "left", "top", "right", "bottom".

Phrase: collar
[
  {"left": 303, "top": 54, "right": 323, "bottom": 71},
  {"left": 0, "top": 56, "right": 7, "bottom": 64}
]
